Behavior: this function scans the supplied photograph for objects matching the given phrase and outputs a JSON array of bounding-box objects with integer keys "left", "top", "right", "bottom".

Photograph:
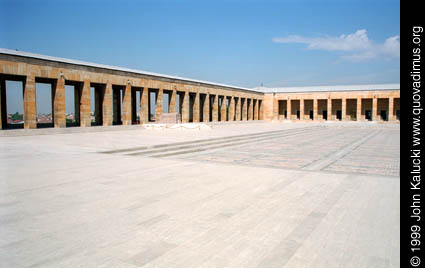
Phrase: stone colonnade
[
  {"left": 0, "top": 56, "right": 264, "bottom": 129},
  {"left": 264, "top": 91, "right": 401, "bottom": 122}
]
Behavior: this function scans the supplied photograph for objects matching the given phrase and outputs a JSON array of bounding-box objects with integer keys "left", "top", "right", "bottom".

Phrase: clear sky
[{"left": 0, "top": 0, "right": 400, "bottom": 114}]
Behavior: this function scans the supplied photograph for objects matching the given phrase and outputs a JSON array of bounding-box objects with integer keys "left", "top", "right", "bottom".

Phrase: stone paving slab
[{"left": 0, "top": 122, "right": 400, "bottom": 268}]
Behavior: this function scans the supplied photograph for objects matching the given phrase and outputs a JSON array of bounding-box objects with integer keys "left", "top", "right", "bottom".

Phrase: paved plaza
[{"left": 0, "top": 122, "right": 400, "bottom": 268}]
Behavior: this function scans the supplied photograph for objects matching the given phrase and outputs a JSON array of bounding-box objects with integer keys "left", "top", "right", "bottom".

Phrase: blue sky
[{"left": 0, "top": 0, "right": 400, "bottom": 114}]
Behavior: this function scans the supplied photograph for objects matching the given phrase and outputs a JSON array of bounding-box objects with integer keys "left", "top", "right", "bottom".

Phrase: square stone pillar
[
  {"left": 259, "top": 100, "right": 263, "bottom": 120},
  {"left": 249, "top": 98, "right": 254, "bottom": 120},
  {"left": 53, "top": 77, "right": 66, "bottom": 128},
  {"left": 80, "top": 80, "right": 91, "bottom": 127},
  {"left": 342, "top": 98, "right": 346, "bottom": 121},
  {"left": 242, "top": 98, "right": 247, "bottom": 120},
  {"left": 220, "top": 96, "right": 227, "bottom": 121},
  {"left": 327, "top": 98, "right": 332, "bottom": 120},
  {"left": 169, "top": 89, "right": 177, "bottom": 113},
  {"left": 94, "top": 87, "right": 101, "bottom": 124},
  {"left": 372, "top": 97, "right": 378, "bottom": 121},
  {"left": 182, "top": 91, "right": 190, "bottom": 123},
  {"left": 0, "top": 78, "right": 6, "bottom": 129},
  {"left": 313, "top": 99, "right": 318, "bottom": 121},
  {"left": 300, "top": 99, "right": 304, "bottom": 120},
  {"left": 388, "top": 97, "right": 394, "bottom": 121},
  {"left": 23, "top": 76, "right": 37, "bottom": 129},
  {"left": 213, "top": 94, "right": 219, "bottom": 122},
  {"left": 103, "top": 82, "right": 113, "bottom": 126},
  {"left": 122, "top": 83, "right": 132, "bottom": 125},
  {"left": 193, "top": 92, "right": 200, "bottom": 123},
  {"left": 155, "top": 88, "right": 163, "bottom": 119},
  {"left": 203, "top": 93, "right": 210, "bottom": 122},
  {"left": 356, "top": 98, "right": 362, "bottom": 121},
  {"left": 229, "top": 96, "right": 235, "bottom": 121},
  {"left": 235, "top": 97, "right": 241, "bottom": 120},
  {"left": 141, "top": 88, "right": 149, "bottom": 123},
  {"left": 287, "top": 99, "right": 291, "bottom": 120}
]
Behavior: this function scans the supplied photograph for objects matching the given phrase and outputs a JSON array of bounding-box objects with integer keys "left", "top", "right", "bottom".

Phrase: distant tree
[{"left": 11, "top": 112, "right": 23, "bottom": 121}]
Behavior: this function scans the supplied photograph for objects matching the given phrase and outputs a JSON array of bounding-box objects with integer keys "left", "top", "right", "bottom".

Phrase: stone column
[
  {"left": 242, "top": 98, "right": 247, "bottom": 120},
  {"left": 388, "top": 97, "right": 394, "bottom": 121},
  {"left": 122, "top": 83, "right": 132, "bottom": 125},
  {"left": 203, "top": 93, "right": 210, "bottom": 122},
  {"left": 229, "top": 96, "right": 235, "bottom": 121},
  {"left": 372, "top": 97, "right": 378, "bottom": 121},
  {"left": 213, "top": 94, "right": 219, "bottom": 122},
  {"left": 193, "top": 92, "right": 200, "bottom": 123},
  {"left": 53, "top": 76, "right": 66, "bottom": 128},
  {"left": 219, "top": 96, "right": 225, "bottom": 121},
  {"left": 287, "top": 99, "right": 291, "bottom": 120},
  {"left": 356, "top": 97, "right": 362, "bottom": 121},
  {"left": 235, "top": 97, "right": 241, "bottom": 121},
  {"left": 103, "top": 82, "right": 113, "bottom": 126},
  {"left": 249, "top": 98, "right": 254, "bottom": 120},
  {"left": 155, "top": 88, "right": 163, "bottom": 120},
  {"left": 313, "top": 99, "right": 318, "bottom": 121},
  {"left": 300, "top": 99, "right": 304, "bottom": 120},
  {"left": 80, "top": 80, "right": 91, "bottom": 127},
  {"left": 327, "top": 98, "right": 332, "bottom": 120},
  {"left": 259, "top": 100, "right": 263, "bottom": 120},
  {"left": 23, "top": 76, "right": 37, "bottom": 129},
  {"left": 141, "top": 87, "right": 149, "bottom": 123},
  {"left": 182, "top": 91, "right": 189, "bottom": 123},
  {"left": 342, "top": 98, "right": 346, "bottom": 121},
  {"left": 169, "top": 89, "right": 177, "bottom": 113},
  {"left": 0, "top": 78, "right": 6, "bottom": 129}
]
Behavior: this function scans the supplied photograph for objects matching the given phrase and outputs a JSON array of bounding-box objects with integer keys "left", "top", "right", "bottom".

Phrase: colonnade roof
[
  {"left": 255, "top": 84, "right": 400, "bottom": 93},
  {"left": 0, "top": 48, "right": 262, "bottom": 93}
]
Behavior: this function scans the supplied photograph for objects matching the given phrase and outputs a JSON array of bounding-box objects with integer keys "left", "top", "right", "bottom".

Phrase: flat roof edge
[
  {"left": 256, "top": 84, "right": 400, "bottom": 93},
  {"left": 0, "top": 48, "right": 262, "bottom": 93}
]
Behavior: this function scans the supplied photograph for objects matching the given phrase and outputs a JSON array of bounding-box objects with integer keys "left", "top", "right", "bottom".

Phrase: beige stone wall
[
  {"left": 0, "top": 58, "right": 263, "bottom": 129},
  {"left": 264, "top": 90, "right": 400, "bottom": 122}
]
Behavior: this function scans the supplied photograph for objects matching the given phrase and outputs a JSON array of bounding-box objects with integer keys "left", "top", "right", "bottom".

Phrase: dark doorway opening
[
  {"left": 380, "top": 110, "right": 387, "bottom": 121},
  {"left": 209, "top": 95, "right": 214, "bottom": 121},
  {"left": 132, "top": 88, "right": 142, "bottom": 124},
  {"left": 336, "top": 110, "right": 342, "bottom": 120},
  {"left": 200, "top": 94, "right": 206, "bottom": 122},
  {"left": 296, "top": 110, "right": 300, "bottom": 120},
  {"left": 35, "top": 78, "right": 56, "bottom": 128},
  {"left": 90, "top": 83, "right": 104, "bottom": 126},
  {"left": 218, "top": 96, "right": 222, "bottom": 121},
  {"left": 309, "top": 110, "right": 313, "bottom": 120},
  {"left": 226, "top": 97, "right": 230, "bottom": 121},
  {"left": 365, "top": 110, "right": 372, "bottom": 121},
  {"left": 323, "top": 111, "right": 327, "bottom": 120},
  {"left": 148, "top": 89, "right": 157, "bottom": 122},
  {"left": 241, "top": 98, "right": 245, "bottom": 120},
  {"left": 1, "top": 77, "right": 25, "bottom": 129},
  {"left": 396, "top": 110, "right": 400, "bottom": 120},
  {"left": 189, "top": 93, "right": 195, "bottom": 123},
  {"left": 112, "top": 85, "right": 124, "bottom": 125},
  {"left": 65, "top": 82, "right": 82, "bottom": 127}
]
